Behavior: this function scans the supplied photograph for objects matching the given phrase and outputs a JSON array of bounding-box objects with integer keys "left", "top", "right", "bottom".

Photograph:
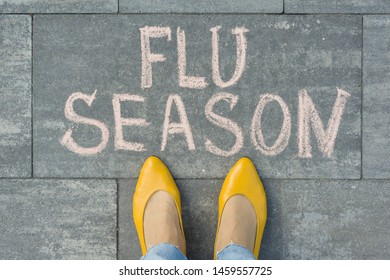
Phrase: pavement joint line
[
  {"left": 19, "top": 177, "right": 370, "bottom": 180},
  {"left": 360, "top": 15, "right": 364, "bottom": 180},
  {"left": 0, "top": 178, "right": 118, "bottom": 180},
  {"left": 280, "top": 180, "right": 286, "bottom": 258},
  {"left": 4, "top": 178, "right": 390, "bottom": 181},
  {"left": 1, "top": 12, "right": 390, "bottom": 15},
  {"left": 116, "top": 178, "right": 120, "bottom": 260},
  {"left": 6, "top": 178, "right": 390, "bottom": 181},
  {"left": 31, "top": 14, "right": 34, "bottom": 178}
]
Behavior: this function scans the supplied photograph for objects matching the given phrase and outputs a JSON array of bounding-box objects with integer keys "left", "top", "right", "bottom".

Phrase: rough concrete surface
[
  {"left": 363, "top": 16, "right": 390, "bottom": 179},
  {"left": 0, "top": 179, "right": 116, "bottom": 259},
  {"left": 120, "top": 0, "right": 283, "bottom": 13},
  {"left": 0, "top": 15, "right": 31, "bottom": 177},
  {"left": 285, "top": 0, "right": 390, "bottom": 13},
  {"left": 0, "top": 0, "right": 117, "bottom": 13},
  {"left": 282, "top": 180, "right": 390, "bottom": 259}
]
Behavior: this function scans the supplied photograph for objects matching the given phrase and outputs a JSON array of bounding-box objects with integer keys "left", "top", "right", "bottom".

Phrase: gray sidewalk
[{"left": 0, "top": 0, "right": 389, "bottom": 260}]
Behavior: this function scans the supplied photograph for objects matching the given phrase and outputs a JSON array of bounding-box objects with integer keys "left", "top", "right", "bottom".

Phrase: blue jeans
[{"left": 142, "top": 243, "right": 256, "bottom": 260}]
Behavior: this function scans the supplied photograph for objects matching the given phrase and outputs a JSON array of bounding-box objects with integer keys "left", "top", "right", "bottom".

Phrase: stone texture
[
  {"left": 282, "top": 180, "right": 390, "bottom": 259},
  {"left": 285, "top": 0, "right": 390, "bottom": 13},
  {"left": 33, "top": 15, "right": 361, "bottom": 179},
  {"left": 0, "top": 16, "right": 31, "bottom": 177},
  {"left": 120, "top": 0, "right": 282, "bottom": 13},
  {"left": 0, "top": 179, "right": 117, "bottom": 259},
  {"left": 0, "top": 0, "right": 117, "bottom": 13},
  {"left": 363, "top": 16, "right": 390, "bottom": 179},
  {"left": 118, "top": 179, "right": 282, "bottom": 260}
]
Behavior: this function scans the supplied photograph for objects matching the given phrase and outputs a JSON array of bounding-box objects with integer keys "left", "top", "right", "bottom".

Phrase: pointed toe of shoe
[{"left": 136, "top": 156, "right": 177, "bottom": 191}]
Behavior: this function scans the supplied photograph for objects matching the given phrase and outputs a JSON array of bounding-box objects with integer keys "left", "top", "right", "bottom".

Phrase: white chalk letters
[
  {"left": 140, "top": 26, "right": 172, "bottom": 89},
  {"left": 251, "top": 94, "right": 291, "bottom": 156},
  {"left": 161, "top": 95, "right": 196, "bottom": 151},
  {"left": 112, "top": 94, "right": 150, "bottom": 151},
  {"left": 297, "top": 88, "right": 351, "bottom": 158},
  {"left": 205, "top": 93, "right": 243, "bottom": 157},
  {"left": 141, "top": 26, "right": 248, "bottom": 89},
  {"left": 61, "top": 91, "right": 109, "bottom": 155},
  {"left": 210, "top": 26, "right": 248, "bottom": 88},
  {"left": 61, "top": 89, "right": 350, "bottom": 158},
  {"left": 61, "top": 25, "right": 351, "bottom": 159}
]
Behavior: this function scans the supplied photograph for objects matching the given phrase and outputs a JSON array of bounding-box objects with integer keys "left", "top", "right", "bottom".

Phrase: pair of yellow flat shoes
[{"left": 133, "top": 156, "right": 267, "bottom": 259}]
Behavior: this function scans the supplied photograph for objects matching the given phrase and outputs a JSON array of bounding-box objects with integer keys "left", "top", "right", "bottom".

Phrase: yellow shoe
[
  {"left": 214, "top": 158, "right": 267, "bottom": 259},
  {"left": 133, "top": 156, "right": 186, "bottom": 256}
]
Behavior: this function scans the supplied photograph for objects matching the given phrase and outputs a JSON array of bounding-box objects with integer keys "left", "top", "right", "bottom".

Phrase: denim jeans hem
[
  {"left": 142, "top": 243, "right": 187, "bottom": 260},
  {"left": 216, "top": 244, "right": 256, "bottom": 260},
  {"left": 142, "top": 242, "right": 255, "bottom": 260}
]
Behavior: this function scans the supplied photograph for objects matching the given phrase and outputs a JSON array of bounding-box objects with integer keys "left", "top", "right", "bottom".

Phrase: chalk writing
[
  {"left": 298, "top": 88, "right": 351, "bottom": 158},
  {"left": 251, "top": 94, "right": 291, "bottom": 156},
  {"left": 61, "top": 89, "right": 351, "bottom": 158},
  {"left": 60, "top": 25, "right": 352, "bottom": 160},
  {"left": 210, "top": 26, "right": 248, "bottom": 88},
  {"left": 61, "top": 90, "right": 109, "bottom": 155},
  {"left": 140, "top": 25, "right": 248, "bottom": 89},
  {"left": 140, "top": 26, "right": 172, "bottom": 89},
  {"left": 177, "top": 27, "right": 208, "bottom": 89},
  {"left": 161, "top": 94, "right": 196, "bottom": 151},
  {"left": 113, "top": 94, "right": 150, "bottom": 151},
  {"left": 205, "top": 93, "right": 243, "bottom": 157}
]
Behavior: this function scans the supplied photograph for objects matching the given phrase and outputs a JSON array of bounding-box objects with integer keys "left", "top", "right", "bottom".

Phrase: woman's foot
[
  {"left": 214, "top": 158, "right": 267, "bottom": 259},
  {"left": 214, "top": 195, "right": 257, "bottom": 253},
  {"left": 144, "top": 191, "right": 186, "bottom": 254},
  {"left": 133, "top": 156, "right": 186, "bottom": 255}
]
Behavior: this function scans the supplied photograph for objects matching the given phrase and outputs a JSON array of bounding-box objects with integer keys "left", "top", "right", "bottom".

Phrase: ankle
[
  {"left": 144, "top": 191, "right": 185, "bottom": 253},
  {"left": 215, "top": 195, "right": 257, "bottom": 253}
]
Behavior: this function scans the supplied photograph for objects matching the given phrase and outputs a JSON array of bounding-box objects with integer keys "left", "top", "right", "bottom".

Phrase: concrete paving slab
[
  {"left": 33, "top": 15, "right": 361, "bottom": 179},
  {"left": 119, "top": 0, "right": 283, "bottom": 13},
  {"left": 363, "top": 16, "right": 390, "bottom": 179},
  {"left": 285, "top": 0, "right": 390, "bottom": 13},
  {"left": 0, "top": 16, "right": 31, "bottom": 177},
  {"left": 0, "top": 179, "right": 116, "bottom": 259},
  {"left": 281, "top": 180, "right": 390, "bottom": 259},
  {"left": 118, "top": 179, "right": 282, "bottom": 260},
  {"left": 0, "top": 0, "right": 117, "bottom": 13}
]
